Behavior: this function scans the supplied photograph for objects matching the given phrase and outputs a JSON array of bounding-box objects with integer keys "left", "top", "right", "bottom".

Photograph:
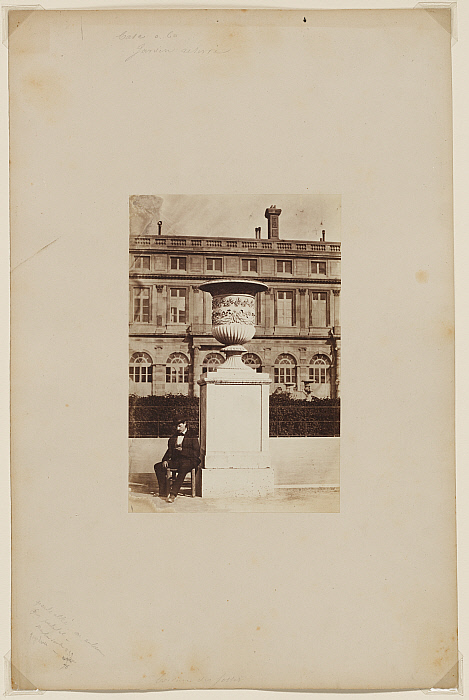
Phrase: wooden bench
[{"left": 166, "top": 466, "right": 198, "bottom": 497}]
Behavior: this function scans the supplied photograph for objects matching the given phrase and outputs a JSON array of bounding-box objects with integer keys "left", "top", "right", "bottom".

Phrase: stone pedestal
[{"left": 198, "top": 367, "right": 274, "bottom": 497}]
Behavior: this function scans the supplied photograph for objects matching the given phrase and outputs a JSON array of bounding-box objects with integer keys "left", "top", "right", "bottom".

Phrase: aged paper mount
[{"left": 7, "top": 3, "right": 462, "bottom": 694}]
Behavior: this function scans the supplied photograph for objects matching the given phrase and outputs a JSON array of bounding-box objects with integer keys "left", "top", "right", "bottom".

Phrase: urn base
[
  {"left": 219, "top": 345, "right": 254, "bottom": 371},
  {"left": 198, "top": 370, "right": 272, "bottom": 496}
]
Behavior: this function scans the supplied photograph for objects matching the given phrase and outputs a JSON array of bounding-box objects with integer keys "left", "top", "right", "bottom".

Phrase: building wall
[
  {"left": 129, "top": 233, "right": 341, "bottom": 398},
  {"left": 129, "top": 437, "right": 340, "bottom": 486}
]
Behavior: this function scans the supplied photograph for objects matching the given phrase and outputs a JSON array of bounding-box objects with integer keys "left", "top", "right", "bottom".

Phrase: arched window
[
  {"left": 202, "top": 352, "right": 225, "bottom": 374},
  {"left": 129, "top": 352, "right": 153, "bottom": 383},
  {"left": 242, "top": 353, "right": 262, "bottom": 373},
  {"left": 309, "top": 355, "right": 330, "bottom": 384},
  {"left": 274, "top": 353, "right": 297, "bottom": 385},
  {"left": 166, "top": 353, "right": 189, "bottom": 384}
]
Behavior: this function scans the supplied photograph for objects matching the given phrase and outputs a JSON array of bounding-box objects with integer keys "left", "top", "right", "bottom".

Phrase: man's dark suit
[{"left": 154, "top": 430, "right": 200, "bottom": 498}]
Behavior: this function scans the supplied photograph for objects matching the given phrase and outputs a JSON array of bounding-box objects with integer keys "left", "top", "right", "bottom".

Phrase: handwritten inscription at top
[
  {"left": 115, "top": 30, "right": 231, "bottom": 62},
  {"left": 117, "top": 31, "right": 178, "bottom": 41}
]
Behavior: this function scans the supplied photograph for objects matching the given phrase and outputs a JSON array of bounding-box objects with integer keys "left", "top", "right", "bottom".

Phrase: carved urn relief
[{"left": 198, "top": 280, "right": 268, "bottom": 370}]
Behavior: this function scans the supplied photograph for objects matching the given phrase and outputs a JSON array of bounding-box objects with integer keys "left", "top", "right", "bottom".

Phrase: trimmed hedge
[
  {"left": 269, "top": 395, "right": 340, "bottom": 436},
  {"left": 129, "top": 394, "right": 199, "bottom": 438},
  {"left": 129, "top": 394, "right": 340, "bottom": 438}
]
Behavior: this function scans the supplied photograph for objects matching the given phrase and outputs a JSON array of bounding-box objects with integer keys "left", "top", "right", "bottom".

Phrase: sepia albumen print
[{"left": 128, "top": 194, "right": 341, "bottom": 512}]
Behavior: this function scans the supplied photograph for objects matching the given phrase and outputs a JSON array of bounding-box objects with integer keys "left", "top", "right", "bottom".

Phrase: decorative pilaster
[
  {"left": 266, "top": 289, "right": 275, "bottom": 334},
  {"left": 155, "top": 285, "right": 164, "bottom": 327},
  {"left": 191, "top": 286, "right": 202, "bottom": 333},
  {"left": 333, "top": 289, "right": 340, "bottom": 331},
  {"left": 262, "top": 347, "right": 272, "bottom": 388},
  {"left": 159, "top": 285, "right": 168, "bottom": 325},
  {"left": 191, "top": 344, "right": 201, "bottom": 398},
  {"left": 203, "top": 289, "right": 212, "bottom": 329},
  {"left": 299, "top": 289, "right": 307, "bottom": 330},
  {"left": 260, "top": 290, "right": 267, "bottom": 333},
  {"left": 188, "top": 285, "right": 194, "bottom": 328},
  {"left": 335, "top": 341, "right": 341, "bottom": 398},
  {"left": 152, "top": 345, "right": 165, "bottom": 395},
  {"left": 298, "top": 345, "right": 308, "bottom": 393}
]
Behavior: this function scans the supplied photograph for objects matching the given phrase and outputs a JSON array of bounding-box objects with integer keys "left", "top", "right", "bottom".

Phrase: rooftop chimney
[
  {"left": 321, "top": 229, "right": 326, "bottom": 241},
  {"left": 265, "top": 205, "right": 282, "bottom": 239},
  {"left": 255, "top": 227, "right": 261, "bottom": 239}
]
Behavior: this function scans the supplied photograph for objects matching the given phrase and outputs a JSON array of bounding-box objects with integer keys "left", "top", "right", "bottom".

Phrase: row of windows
[
  {"left": 132, "top": 286, "right": 335, "bottom": 327},
  {"left": 129, "top": 352, "right": 330, "bottom": 384},
  {"left": 132, "top": 255, "right": 329, "bottom": 275}
]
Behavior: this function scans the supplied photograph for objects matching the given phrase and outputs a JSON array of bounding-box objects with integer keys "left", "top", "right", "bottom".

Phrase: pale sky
[{"left": 145, "top": 194, "right": 341, "bottom": 242}]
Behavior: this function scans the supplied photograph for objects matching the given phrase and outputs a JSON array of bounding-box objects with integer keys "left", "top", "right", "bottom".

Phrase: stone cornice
[
  {"left": 129, "top": 273, "right": 341, "bottom": 285},
  {"left": 130, "top": 235, "right": 340, "bottom": 246},
  {"left": 130, "top": 240, "right": 341, "bottom": 259},
  {"left": 129, "top": 332, "right": 341, "bottom": 341}
]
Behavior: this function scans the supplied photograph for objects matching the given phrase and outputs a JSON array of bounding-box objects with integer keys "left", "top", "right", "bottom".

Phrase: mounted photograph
[
  {"left": 128, "top": 194, "right": 341, "bottom": 513},
  {"left": 10, "top": 7, "right": 457, "bottom": 691}
]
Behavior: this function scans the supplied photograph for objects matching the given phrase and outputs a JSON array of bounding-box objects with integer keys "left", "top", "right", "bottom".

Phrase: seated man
[{"left": 154, "top": 416, "right": 200, "bottom": 503}]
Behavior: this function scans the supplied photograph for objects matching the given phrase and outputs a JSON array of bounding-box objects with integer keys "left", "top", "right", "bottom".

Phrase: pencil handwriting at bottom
[
  {"left": 56, "top": 651, "right": 77, "bottom": 670},
  {"left": 155, "top": 672, "right": 241, "bottom": 685},
  {"left": 29, "top": 601, "right": 105, "bottom": 669}
]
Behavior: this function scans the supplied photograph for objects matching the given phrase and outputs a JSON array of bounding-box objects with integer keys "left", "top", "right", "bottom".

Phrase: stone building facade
[{"left": 129, "top": 207, "right": 341, "bottom": 398}]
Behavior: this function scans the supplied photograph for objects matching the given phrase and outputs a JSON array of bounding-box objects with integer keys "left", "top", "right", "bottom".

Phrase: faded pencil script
[
  {"left": 10, "top": 8, "right": 457, "bottom": 691},
  {"left": 29, "top": 601, "right": 104, "bottom": 670}
]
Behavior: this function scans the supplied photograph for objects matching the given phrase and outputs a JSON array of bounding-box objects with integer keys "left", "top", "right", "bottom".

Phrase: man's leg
[
  {"left": 169, "top": 467, "right": 191, "bottom": 499},
  {"left": 154, "top": 461, "right": 168, "bottom": 497}
]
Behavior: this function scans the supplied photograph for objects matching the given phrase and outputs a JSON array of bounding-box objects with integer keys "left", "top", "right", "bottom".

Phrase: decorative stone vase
[{"left": 198, "top": 279, "right": 268, "bottom": 371}]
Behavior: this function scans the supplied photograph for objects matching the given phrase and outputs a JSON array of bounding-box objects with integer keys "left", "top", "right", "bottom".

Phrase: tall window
[
  {"left": 311, "top": 291, "right": 328, "bottom": 327},
  {"left": 311, "top": 261, "right": 327, "bottom": 275},
  {"left": 242, "top": 259, "right": 258, "bottom": 272},
  {"left": 207, "top": 258, "right": 222, "bottom": 271},
  {"left": 277, "top": 260, "right": 292, "bottom": 274},
  {"left": 309, "top": 355, "right": 330, "bottom": 384},
  {"left": 242, "top": 353, "right": 262, "bottom": 372},
  {"left": 202, "top": 352, "right": 225, "bottom": 373},
  {"left": 274, "top": 354, "right": 297, "bottom": 385},
  {"left": 170, "top": 257, "right": 186, "bottom": 270},
  {"left": 277, "top": 291, "right": 294, "bottom": 326},
  {"left": 170, "top": 288, "right": 187, "bottom": 323},
  {"left": 165, "top": 353, "right": 189, "bottom": 384},
  {"left": 133, "top": 287, "right": 150, "bottom": 323},
  {"left": 129, "top": 352, "right": 153, "bottom": 383},
  {"left": 133, "top": 255, "right": 150, "bottom": 270}
]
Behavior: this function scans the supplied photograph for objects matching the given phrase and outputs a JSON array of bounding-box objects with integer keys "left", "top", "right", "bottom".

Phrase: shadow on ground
[{"left": 129, "top": 473, "right": 340, "bottom": 513}]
